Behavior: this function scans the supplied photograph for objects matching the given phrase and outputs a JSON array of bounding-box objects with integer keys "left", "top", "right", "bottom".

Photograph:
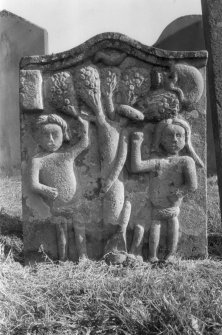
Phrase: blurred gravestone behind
[
  {"left": 0, "top": 10, "right": 48, "bottom": 177},
  {"left": 154, "top": 15, "right": 215, "bottom": 176}
]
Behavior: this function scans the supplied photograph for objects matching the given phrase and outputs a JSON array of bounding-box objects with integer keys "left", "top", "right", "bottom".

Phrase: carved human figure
[
  {"left": 131, "top": 118, "right": 204, "bottom": 262},
  {"left": 30, "top": 113, "right": 89, "bottom": 260}
]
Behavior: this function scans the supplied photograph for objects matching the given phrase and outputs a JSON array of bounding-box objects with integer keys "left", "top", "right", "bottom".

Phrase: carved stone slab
[{"left": 20, "top": 33, "right": 207, "bottom": 264}]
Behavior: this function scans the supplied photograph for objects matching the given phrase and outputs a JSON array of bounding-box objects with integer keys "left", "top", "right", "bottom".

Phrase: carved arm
[
  {"left": 71, "top": 117, "right": 90, "bottom": 158},
  {"left": 131, "top": 132, "right": 158, "bottom": 173},
  {"left": 175, "top": 157, "right": 198, "bottom": 197},
  {"left": 30, "top": 158, "right": 58, "bottom": 200}
]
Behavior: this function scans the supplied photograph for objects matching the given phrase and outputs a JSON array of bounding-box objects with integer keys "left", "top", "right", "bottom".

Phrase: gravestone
[
  {"left": 154, "top": 15, "right": 216, "bottom": 176},
  {"left": 202, "top": 0, "right": 222, "bottom": 225},
  {"left": 0, "top": 10, "right": 47, "bottom": 176},
  {"left": 20, "top": 33, "right": 207, "bottom": 264}
]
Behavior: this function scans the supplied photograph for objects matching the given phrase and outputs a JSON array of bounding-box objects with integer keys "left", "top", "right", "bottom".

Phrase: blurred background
[{"left": 0, "top": 0, "right": 202, "bottom": 53}]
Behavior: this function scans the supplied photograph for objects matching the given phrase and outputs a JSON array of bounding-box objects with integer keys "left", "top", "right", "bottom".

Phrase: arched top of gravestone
[
  {"left": 0, "top": 10, "right": 46, "bottom": 30},
  {"left": 154, "top": 15, "right": 205, "bottom": 51},
  {"left": 20, "top": 32, "right": 207, "bottom": 71}
]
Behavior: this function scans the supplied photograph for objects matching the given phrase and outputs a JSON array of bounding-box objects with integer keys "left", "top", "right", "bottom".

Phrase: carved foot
[{"left": 164, "top": 254, "right": 177, "bottom": 263}]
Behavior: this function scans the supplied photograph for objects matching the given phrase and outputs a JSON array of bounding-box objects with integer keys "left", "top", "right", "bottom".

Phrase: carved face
[
  {"left": 160, "top": 124, "right": 185, "bottom": 155},
  {"left": 37, "top": 123, "right": 63, "bottom": 152}
]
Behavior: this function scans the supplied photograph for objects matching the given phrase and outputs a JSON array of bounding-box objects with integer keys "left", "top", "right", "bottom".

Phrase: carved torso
[
  {"left": 150, "top": 155, "right": 191, "bottom": 208},
  {"left": 37, "top": 151, "right": 76, "bottom": 204}
]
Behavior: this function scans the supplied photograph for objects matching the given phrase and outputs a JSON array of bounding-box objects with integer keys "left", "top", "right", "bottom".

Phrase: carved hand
[
  {"left": 100, "top": 179, "right": 113, "bottom": 196},
  {"left": 167, "top": 186, "right": 181, "bottom": 204},
  {"left": 79, "top": 112, "right": 96, "bottom": 123},
  {"left": 78, "top": 116, "right": 89, "bottom": 128},
  {"left": 42, "top": 186, "right": 59, "bottom": 200},
  {"left": 131, "top": 132, "right": 144, "bottom": 143}
]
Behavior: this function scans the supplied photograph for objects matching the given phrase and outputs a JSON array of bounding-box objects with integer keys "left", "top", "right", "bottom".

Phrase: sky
[{"left": 0, "top": 0, "right": 202, "bottom": 53}]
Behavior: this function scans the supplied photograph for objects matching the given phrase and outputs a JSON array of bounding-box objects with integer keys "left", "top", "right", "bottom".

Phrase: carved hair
[
  {"left": 152, "top": 118, "right": 204, "bottom": 168},
  {"left": 34, "top": 114, "right": 70, "bottom": 142}
]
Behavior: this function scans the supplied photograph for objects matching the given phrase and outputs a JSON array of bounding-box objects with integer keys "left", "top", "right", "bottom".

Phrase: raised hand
[{"left": 131, "top": 131, "right": 144, "bottom": 143}]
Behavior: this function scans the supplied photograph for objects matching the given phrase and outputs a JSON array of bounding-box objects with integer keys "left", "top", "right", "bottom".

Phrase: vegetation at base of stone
[
  {"left": 0, "top": 176, "right": 222, "bottom": 334},
  {"left": 1, "top": 256, "right": 222, "bottom": 335},
  {"left": 207, "top": 175, "right": 221, "bottom": 234}
]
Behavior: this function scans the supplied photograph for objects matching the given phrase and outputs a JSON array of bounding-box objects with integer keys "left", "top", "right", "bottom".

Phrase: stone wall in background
[
  {"left": 154, "top": 15, "right": 215, "bottom": 176},
  {"left": 0, "top": 10, "right": 47, "bottom": 176}
]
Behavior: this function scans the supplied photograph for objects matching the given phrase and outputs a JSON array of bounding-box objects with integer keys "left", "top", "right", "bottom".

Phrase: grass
[
  {"left": 0, "top": 175, "right": 222, "bottom": 334},
  {"left": 1, "top": 256, "right": 222, "bottom": 334}
]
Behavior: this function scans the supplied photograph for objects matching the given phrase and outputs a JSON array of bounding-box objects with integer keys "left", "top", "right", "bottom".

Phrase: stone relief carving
[
  {"left": 20, "top": 33, "right": 207, "bottom": 264},
  {"left": 20, "top": 70, "right": 43, "bottom": 110},
  {"left": 30, "top": 113, "right": 89, "bottom": 260},
  {"left": 130, "top": 118, "right": 204, "bottom": 262}
]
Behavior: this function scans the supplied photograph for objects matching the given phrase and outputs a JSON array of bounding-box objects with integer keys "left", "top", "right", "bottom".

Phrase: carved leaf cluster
[
  {"left": 119, "top": 67, "right": 151, "bottom": 106},
  {"left": 49, "top": 72, "right": 78, "bottom": 117},
  {"left": 74, "top": 66, "right": 101, "bottom": 111},
  {"left": 141, "top": 91, "right": 180, "bottom": 121}
]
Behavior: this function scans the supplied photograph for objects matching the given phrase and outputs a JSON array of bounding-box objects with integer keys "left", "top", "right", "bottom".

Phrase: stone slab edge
[{"left": 20, "top": 32, "right": 208, "bottom": 71}]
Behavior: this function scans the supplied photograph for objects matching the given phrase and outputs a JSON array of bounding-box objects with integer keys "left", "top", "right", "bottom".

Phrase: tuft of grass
[{"left": 1, "top": 257, "right": 222, "bottom": 334}]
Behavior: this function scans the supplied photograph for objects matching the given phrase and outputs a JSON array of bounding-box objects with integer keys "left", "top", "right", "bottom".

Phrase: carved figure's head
[
  {"left": 152, "top": 118, "right": 204, "bottom": 167},
  {"left": 34, "top": 114, "right": 70, "bottom": 152},
  {"left": 160, "top": 123, "right": 186, "bottom": 155}
]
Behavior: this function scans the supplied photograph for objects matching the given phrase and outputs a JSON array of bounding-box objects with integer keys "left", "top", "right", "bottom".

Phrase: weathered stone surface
[
  {"left": 202, "top": 0, "right": 222, "bottom": 226},
  {"left": 20, "top": 70, "right": 43, "bottom": 110},
  {"left": 0, "top": 10, "right": 47, "bottom": 176},
  {"left": 154, "top": 14, "right": 216, "bottom": 176},
  {"left": 20, "top": 32, "right": 207, "bottom": 264}
]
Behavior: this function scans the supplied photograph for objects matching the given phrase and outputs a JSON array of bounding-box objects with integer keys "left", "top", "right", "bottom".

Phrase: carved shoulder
[{"left": 181, "top": 155, "right": 196, "bottom": 169}]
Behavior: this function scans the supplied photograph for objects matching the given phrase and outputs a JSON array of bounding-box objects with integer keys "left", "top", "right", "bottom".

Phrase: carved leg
[
  {"left": 165, "top": 216, "right": 179, "bottom": 261},
  {"left": 148, "top": 220, "right": 161, "bottom": 263},
  {"left": 73, "top": 221, "right": 87, "bottom": 259},
  {"left": 104, "top": 198, "right": 131, "bottom": 254},
  {"left": 56, "top": 220, "right": 68, "bottom": 261},
  {"left": 130, "top": 224, "right": 145, "bottom": 257}
]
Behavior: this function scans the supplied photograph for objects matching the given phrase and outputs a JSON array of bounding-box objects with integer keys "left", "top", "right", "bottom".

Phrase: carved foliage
[
  {"left": 118, "top": 67, "right": 151, "bottom": 106},
  {"left": 74, "top": 66, "right": 102, "bottom": 112},
  {"left": 48, "top": 72, "right": 78, "bottom": 118},
  {"left": 139, "top": 91, "right": 180, "bottom": 121}
]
